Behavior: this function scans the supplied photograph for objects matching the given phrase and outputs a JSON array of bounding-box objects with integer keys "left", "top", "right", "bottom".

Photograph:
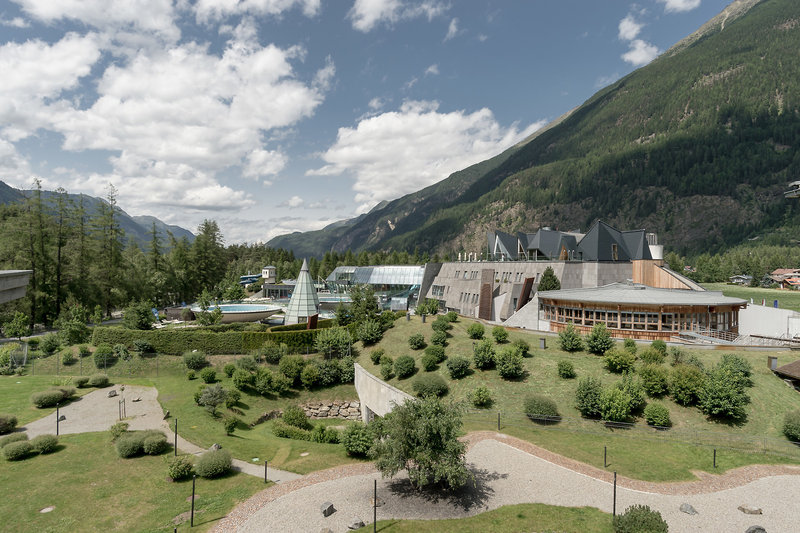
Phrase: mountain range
[{"left": 268, "top": 0, "right": 800, "bottom": 259}]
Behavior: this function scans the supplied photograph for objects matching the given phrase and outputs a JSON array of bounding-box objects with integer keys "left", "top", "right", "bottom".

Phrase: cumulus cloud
[
  {"left": 349, "top": 0, "right": 448, "bottom": 32},
  {"left": 279, "top": 195, "right": 304, "bottom": 207},
  {"left": 0, "top": 16, "right": 29, "bottom": 28},
  {"left": 658, "top": 0, "right": 701, "bottom": 13},
  {"left": 194, "top": 0, "right": 320, "bottom": 24},
  {"left": 244, "top": 149, "right": 288, "bottom": 179},
  {"left": 618, "top": 14, "right": 642, "bottom": 40},
  {"left": 424, "top": 64, "right": 439, "bottom": 76},
  {"left": 0, "top": 138, "right": 31, "bottom": 179},
  {"left": 622, "top": 39, "right": 659, "bottom": 66},
  {"left": 309, "top": 100, "right": 546, "bottom": 212},
  {"left": 444, "top": 17, "right": 459, "bottom": 41},
  {"left": 368, "top": 97, "right": 385, "bottom": 110}
]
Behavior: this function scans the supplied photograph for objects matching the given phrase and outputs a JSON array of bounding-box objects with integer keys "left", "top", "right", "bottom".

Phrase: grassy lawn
[
  {"left": 703, "top": 282, "right": 800, "bottom": 312},
  {"left": 0, "top": 375, "right": 96, "bottom": 425},
  {"left": 0, "top": 432, "right": 265, "bottom": 533},
  {"left": 357, "top": 503, "right": 613, "bottom": 533}
]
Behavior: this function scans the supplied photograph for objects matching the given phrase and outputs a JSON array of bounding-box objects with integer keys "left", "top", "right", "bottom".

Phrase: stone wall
[{"left": 302, "top": 400, "right": 362, "bottom": 421}]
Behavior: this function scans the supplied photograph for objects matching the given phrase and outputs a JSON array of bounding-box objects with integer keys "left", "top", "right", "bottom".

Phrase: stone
[
  {"left": 320, "top": 502, "right": 335, "bottom": 517},
  {"left": 679, "top": 503, "right": 698, "bottom": 515},
  {"left": 132, "top": 397, "right": 142, "bottom": 402},
  {"left": 745, "top": 527, "right": 766, "bottom": 533},
  {"left": 163, "top": 410, "right": 170, "bottom": 420},
  {"left": 107, "top": 390, "right": 117, "bottom": 398},
  {"left": 348, "top": 517, "right": 365, "bottom": 530},
  {"left": 371, "top": 497, "right": 384, "bottom": 507},
  {"left": 738, "top": 505, "right": 763, "bottom": 515},
  {"left": 209, "top": 443, "right": 222, "bottom": 451},
  {"left": 58, "top": 415, "right": 66, "bottom": 421}
]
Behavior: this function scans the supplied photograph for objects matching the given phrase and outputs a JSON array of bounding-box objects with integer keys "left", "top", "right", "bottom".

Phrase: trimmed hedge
[
  {"left": 168, "top": 455, "right": 194, "bottom": 480},
  {"left": 0, "top": 433, "right": 27, "bottom": 448},
  {"left": 272, "top": 419, "right": 312, "bottom": 440},
  {"left": 195, "top": 449, "right": 232, "bottom": 478},
  {"left": 87, "top": 374, "right": 110, "bottom": 387},
  {"left": 30, "top": 434, "right": 59, "bottom": 454},
  {"left": 73, "top": 376, "right": 90, "bottom": 388},
  {"left": 3, "top": 440, "right": 33, "bottom": 461},
  {"left": 412, "top": 374, "right": 449, "bottom": 397},
  {"left": 31, "top": 389, "right": 72, "bottom": 408},
  {"left": 116, "top": 430, "right": 167, "bottom": 458},
  {"left": 524, "top": 395, "right": 560, "bottom": 422},
  {"left": 0, "top": 414, "right": 18, "bottom": 435}
]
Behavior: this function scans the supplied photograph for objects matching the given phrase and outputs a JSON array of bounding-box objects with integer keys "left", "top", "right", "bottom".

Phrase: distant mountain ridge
[
  {"left": 0, "top": 180, "right": 195, "bottom": 246},
  {"left": 269, "top": 0, "right": 800, "bottom": 259}
]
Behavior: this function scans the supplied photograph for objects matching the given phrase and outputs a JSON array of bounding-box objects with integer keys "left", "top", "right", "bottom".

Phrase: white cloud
[
  {"left": 279, "top": 195, "right": 304, "bottom": 207},
  {"left": 348, "top": 0, "right": 448, "bottom": 32},
  {"left": 0, "top": 16, "right": 29, "bottom": 28},
  {"left": 618, "top": 14, "right": 642, "bottom": 41},
  {"left": 424, "top": 64, "right": 439, "bottom": 76},
  {"left": 658, "top": 0, "right": 701, "bottom": 13},
  {"left": 0, "top": 138, "right": 31, "bottom": 179},
  {"left": 258, "top": 215, "right": 340, "bottom": 242},
  {"left": 477, "top": 33, "right": 488, "bottom": 42},
  {"left": 622, "top": 39, "right": 659, "bottom": 66},
  {"left": 194, "top": 0, "right": 320, "bottom": 24},
  {"left": 368, "top": 97, "right": 385, "bottom": 110},
  {"left": 244, "top": 149, "right": 288, "bottom": 179},
  {"left": 444, "top": 17, "right": 459, "bottom": 41},
  {"left": 309, "top": 100, "right": 546, "bottom": 212},
  {"left": 595, "top": 72, "right": 620, "bottom": 88}
]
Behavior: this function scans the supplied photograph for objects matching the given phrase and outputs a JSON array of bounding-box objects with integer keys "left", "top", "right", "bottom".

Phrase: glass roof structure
[
  {"left": 327, "top": 265, "right": 424, "bottom": 286},
  {"left": 285, "top": 259, "right": 320, "bottom": 324}
]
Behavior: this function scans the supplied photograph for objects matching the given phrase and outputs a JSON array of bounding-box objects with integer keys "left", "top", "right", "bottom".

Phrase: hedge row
[
  {"left": 91, "top": 326, "right": 348, "bottom": 355},
  {"left": 269, "top": 318, "right": 335, "bottom": 332}
]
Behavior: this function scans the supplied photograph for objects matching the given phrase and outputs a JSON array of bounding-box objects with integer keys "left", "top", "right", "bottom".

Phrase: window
[
  {"left": 611, "top": 243, "right": 618, "bottom": 261},
  {"left": 464, "top": 271, "right": 469, "bottom": 279},
  {"left": 454, "top": 271, "right": 460, "bottom": 279}
]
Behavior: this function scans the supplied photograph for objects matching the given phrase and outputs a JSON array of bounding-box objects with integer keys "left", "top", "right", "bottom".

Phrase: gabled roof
[
  {"left": 577, "top": 220, "right": 652, "bottom": 261},
  {"left": 775, "top": 359, "right": 800, "bottom": 380}
]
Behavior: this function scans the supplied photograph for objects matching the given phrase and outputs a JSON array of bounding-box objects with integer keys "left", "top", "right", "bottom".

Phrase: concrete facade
[
  {"left": 739, "top": 304, "right": 800, "bottom": 339},
  {"left": 0, "top": 270, "right": 32, "bottom": 305},
  {"left": 353, "top": 363, "right": 413, "bottom": 422}
]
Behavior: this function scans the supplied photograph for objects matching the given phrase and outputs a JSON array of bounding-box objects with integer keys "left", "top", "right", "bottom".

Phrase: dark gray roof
[
  {"left": 537, "top": 282, "right": 747, "bottom": 307},
  {"left": 577, "top": 221, "right": 652, "bottom": 261}
]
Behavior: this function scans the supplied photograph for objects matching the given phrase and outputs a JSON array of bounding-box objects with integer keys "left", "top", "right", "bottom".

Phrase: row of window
[
  {"left": 460, "top": 292, "right": 479, "bottom": 305},
  {"left": 454, "top": 270, "right": 479, "bottom": 280},
  {"left": 540, "top": 304, "right": 738, "bottom": 332}
]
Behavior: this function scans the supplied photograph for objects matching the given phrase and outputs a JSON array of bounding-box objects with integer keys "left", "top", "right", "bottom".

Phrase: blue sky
[{"left": 0, "top": 0, "right": 731, "bottom": 243}]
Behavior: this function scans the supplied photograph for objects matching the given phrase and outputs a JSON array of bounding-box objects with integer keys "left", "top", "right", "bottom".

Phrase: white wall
[
  {"left": 739, "top": 304, "right": 800, "bottom": 338},
  {"left": 353, "top": 363, "right": 414, "bottom": 422}
]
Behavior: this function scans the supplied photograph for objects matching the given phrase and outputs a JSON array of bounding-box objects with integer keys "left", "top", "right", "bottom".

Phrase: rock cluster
[{"left": 303, "top": 401, "right": 361, "bottom": 421}]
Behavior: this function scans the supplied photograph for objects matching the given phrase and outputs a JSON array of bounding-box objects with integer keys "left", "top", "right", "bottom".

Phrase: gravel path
[{"left": 217, "top": 432, "right": 800, "bottom": 533}]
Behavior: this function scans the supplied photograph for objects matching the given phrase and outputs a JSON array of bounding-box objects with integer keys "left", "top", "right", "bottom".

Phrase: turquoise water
[{"left": 192, "top": 304, "right": 281, "bottom": 313}]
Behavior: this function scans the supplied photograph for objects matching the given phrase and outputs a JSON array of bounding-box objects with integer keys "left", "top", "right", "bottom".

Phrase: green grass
[
  {"left": 0, "top": 375, "right": 95, "bottom": 425},
  {"left": 704, "top": 282, "right": 800, "bottom": 313},
  {"left": 356, "top": 503, "right": 612, "bottom": 533},
  {"left": 0, "top": 431, "right": 265, "bottom": 532}
]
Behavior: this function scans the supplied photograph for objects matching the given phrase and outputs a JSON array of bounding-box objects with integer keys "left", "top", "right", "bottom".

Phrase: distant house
[
  {"left": 769, "top": 268, "right": 800, "bottom": 289},
  {"left": 729, "top": 274, "right": 753, "bottom": 285}
]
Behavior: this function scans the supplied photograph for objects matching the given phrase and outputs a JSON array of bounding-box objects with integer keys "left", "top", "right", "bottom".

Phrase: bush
[
  {"left": 380, "top": 359, "right": 394, "bottom": 380},
  {"left": 524, "top": 395, "right": 560, "bottom": 422},
  {"left": 650, "top": 340, "right": 667, "bottom": 357},
  {"left": 446, "top": 311, "right": 458, "bottom": 322},
  {"left": 300, "top": 363, "right": 321, "bottom": 389},
  {"left": 698, "top": 364, "right": 750, "bottom": 420},
  {"left": 357, "top": 319, "right": 383, "bottom": 346},
  {"left": 29, "top": 434, "right": 58, "bottom": 454},
  {"left": 74, "top": 376, "right": 90, "bottom": 388},
  {"left": 311, "top": 424, "right": 340, "bottom": 444},
  {"left": 143, "top": 434, "right": 167, "bottom": 455},
  {"left": 512, "top": 339, "right": 530, "bottom": 357},
  {"left": 408, "top": 333, "right": 426, "bottom": 350},
  {"left": 186, "top": 370, "right": 196, "bottom": 380},
  {"left": 200, "top": 368, "right": 216, "bottom": 384},
  {"left": 718, "top": 353, "right": 753, "bottom": 388},
  {"left": 575, "top": 377, "right": 603, "bottom": 418},
  {"left": 491, "top": 326, "right": 509, "bottom": 343},
  {"left": 283, "top": 405, "right": 312, "bottom": 430},
  {"left": 340, "top": 356, "right": 355, "bottom": 383},
  {"left": 87, "top": 373, "right": 110, "bottom": 387},
  {"left": 223, "top": 363, "right": 236, "bottom": 378},
  {"left": 315, "top": 327, "right": 353, "bottom": 357},
  {"left": 31, "top": 390, "right": 66, "bottom": 408},
  {"left": 586, "top": 323, "right": 613, "bottom": 355},
  {"left": 116, "top": 434, "right": 144, "bottom": 458},
  {"left": 224, "top": 388, "right": 241, "bottom": 408},
  {"left": 3, "top": 441, "right": 32, "bottom": 461},
  {"left": 316, "top": 360, "right": 342, "bottom": 387},
  {"left": 76, "top": 344, "right": 91, "bottom": 357},
  {"left": 466, "top": 323, "right": 484, "bottom": 339},
  {"left": 61, "top": 350, "right": 75, "bottom": 366},
  {"left": 617, "top": 373, "right": 646, "bottom": 413},
  {"left": 236, "top": 355, "right": 258, "bottom": 372},
  {"left": 279, "top": 355, "right": 306, "bottom": 386},
  {"left": 260, "top": 342, "right": 286, "bottom": 365},
  {"left": 613, "top": 504, "right": 668, "bottom": 533},
  {"left": 643, "top": 403, "right": 671, "bottom": 428},
  {"left": 600, "top": 387, "right": 632, "bottom": 422},
  {"left": 0, "top": 414, "right": 18, "bottom": 435},
  {"left": 113, "top": 343, "right": 130, "bottom": 360},
  {"left": 0, "top": 433, "right": 27, "bottom": 448},
  {"left": 424, "top": 345, "right": 446, "bottom": 363},
  {"left": 198, "top": 384, "right": 228, "bottom": 415},
  {"left": 109, "top": 422, "right": 129, "bottom": 441},
  {"left": 638, "top": 347, "right": 665, "bottom": 365},
  {"left": 93, "top": 344, "right": 115, "bottom": 368},
  {"left": 557, "top": 360, "right": 576, "bottom": 379},
  {"left": 183, "top": 351, "right": 207, "bottom": 370},
  {"left": 167, "top": 455, "right": 194, "bottom": 480},
  {"left": 195, "top": 449, "right": 232, "bottom": 478},
  {"left": 421, "top": 352, "right": 439, "bottom": 371},
  {"left": 222, "top": 415, "right": 238, "bottom": 435},
  {"left": 669, "top": 346, "right": 686, "bottom": 366},
  {"left": 133, "top": 339, "right": 154, "bottom": 355},
  {"left": 473, "top": 338, "right": 496, "bottom": 370},
  {"left": 342, "top": 423, "right": 373, "bottom": 456},
  {"left": 623, "top": 338, "right": 637, "bottom": 354},
  {"left": 783, "top": 410, "right": 800, "bottom": 442},
  {"left": 272, "top": 419, "right": 312, "bottom": 440},
  {"left": 394, "top": 355, "right": 416, "bottom": 379},
  {"left": 430, "top": 329, "right": 448, "bottom": 347},
  {"left": 412, "top": 374, "right": 449, "bottom": 397},
  {"left": 369, "top": 349, "right": 385, "bottom": 365},
  {"left": 639, "top": 364, "right": 669, "bottom": 396},
  {"left": 446, "top": 356, "right": 471, "bottom": 379},
  {"left": 669, "top": 364, "right": 705, "bottom": 406},
  {"left": 558, "top": 323, "right": 584, "bottom": 352},
  {"left": 271, "top": 373, "right": 291, "bottom": 395},
  {"left": 40, "top": 333, "right": 61, "bottom": 354},
  {"left": 469, "top": 385, "right": 493, "bottom": 407},
  {"left": 604, "top": 348, "right": 636, "bottom": 373},
  {"left": 496, "top": 347, "right": 524, "bottom": 379},
  {"left": 431, "top": 316, "right": 452, "bottom": 333}
]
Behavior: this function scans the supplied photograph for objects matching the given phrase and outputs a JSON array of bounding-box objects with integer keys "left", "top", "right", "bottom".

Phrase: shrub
[
  {"left": 109, "top": 422, "right": 129, "bottom": 441},
  {"left": 283, "top": 405, "right": 312, "bottom": 430},
  {"left": 623, "top": 338, "right": 637, "bottom": 354},
  {"left": 638, "top": 347, "right": 664, "bottom": 365},
  {"left": 369, "top": 349, "right": 385, "bottom": 365},
  {"left": 469, "top": 386, "right": 492, "bottom": 407},
  {"left": 650, "top": 340, "right": 667, "bottom": 357},
  {"left": 93, "top": 344, "right": 115, "bottom": 368},
  {"left": 0, "top": 433, "right": 27, "bottom": 448},
  {"left": 195, "top": 449, "right": 232, "bottom": 478},
  {"left": 31, "top": 390, "right": 66, "bottom": 408},
  {"left": 61, "top": 350, "right": 75, "bottom": 366},
  {"left": 430, "top": 329, "right": 448, "bottom": 347},
  {"left": 490, "top": 325, "right": 508, "bottom": 343},
  {"left": 223, "top": 363, "right": 236, "bottom": 378},
  {"left": 279, "top": 355, "right": 306, "bottom": 386},
  {"left": 167, "top": 455, "right": 194, "bottom": 480},
  {"left": 408, "top": 333, "right": 426, "bottom": 350},
  {"left": 473, "top": 338, "right": 496, "bottom": 370},
  {"left": 260, "top": 341, "right": 286, "bottom": 364},
  {"left": 446, "top": 356, "right": 471, "bottom": 379},
  {"left": 586, "top": 323, "right": 613, "bottom": 355},
  {"left": 143, "top": 434, "right": 168, "bottom": 455},
  {"left": 604, "top": 348, "right": 636, "bottom": 373},
  {"left": 669, "top": 364, "right": 705, "bottom": 406},
  {"left": 412, "top": 374, "right": 449, "bottom": 397},
  {"left": 783, "top": 410, "right": 800, "bottom": 442},
  {"left": 669, "top": 346, "right": 686, "bottom": 366},
  {"left": 0, "top": 414, "right": 18, "bottom": 435},
  {"left": 575, "top": 376, "right": 603, "bottom": 418},
  {"left": 200, "top": 368, "right": 217, "bottom": 384},
  {"left": 600, "top": 387, "right": 632, "bottom": 422},
  {"left": 698, "top": 364, "right": 750, "bottom": 420},
  {"left": 40, "top": 333, "right": 61, "bottom": 355},
  {"left": 342, "top": 423, "right": 373, "bottom": 456},
  {"left": 74, "top": 376, "right": 90, "bottom": 388},
  {"left": 317, "top": 359, "right": 342, "bottom": 387},
  {"left": 379, "top": 359, "right": 394, "bottom": 381},
  {"left": 224, "top": 388, "right": 241, "bottom": 409},
  {"left": 446, "top": 311, "right": 458, "bottom": 322},
  {"left": 613, "top": 504, "right": 668, "bottom": 533},
  {"left": 496, "top": 347, "right": 524, "bottom": 379},
  {"left": 78, "top": 344, "right": 91, "bottom": 357},
  {"left": 300, "top": 363, "right": 321, "bottom": 389},
  {"left": 340, "top": 356, "right": 355, "bottom": 384},
  {"left": 133, "top": 339, "right": 154, "bottom": 355},
  {"left": 421, "top": 352, "right": 439, "bottom": 371},
  {"left": 718, "top": 353, "right": 753, "bottom": 388},
  {"left": 272, "top": 419, "right": 312, "bottom": 440},
  {"left": 198, "top": 384, "right": 228, "bottom": 415},
  {"left": 252, "top": 367, "right": 273, "bottom": 396},
  {"left": 643, "top": 403, "right": 671, "bottom": 428},
  {"left": 617, "top": 373, "right": 646, "bottom": 413},
  {"left": 3, "top": 441, "right": 32, "bottom": 461},
  {"left": 524, "top": 395, "right": 560, "bottom": 422},
  {"left": 271, "top": 373, "right": 291, "bottom": 395},
  {"left": 311, "top": 424, "right": 340, "bottom": 444},
  {"left": 236, "top": 355, "right": 258, "bottom": 372},
  {"left": 394, "top": 355, "right": 416, "bottom": 379},
  {"left": 512, "top": 339, "right": 530, "bottom": 357},
  {"left": 558, "top": 323, "right": 584, "bottom": 352},
  {"left": 639, "top": 364, "right": 669, "bottom": 396},
  {"left": 116, "top": 433, "right": 144, "bottom": 458},
  {"left": 193, "top": 385, "right": 207, "bottom": 405},
  {"left": 113, "top": 343, "right": 130, "bottom": 360},
  {"left": 87, "top": 373, "right": 110, "bottom": 387},
  {"left": 315, "top": 327, "right": 354, "bottom": 357},
  {"left": 557, "top": 360, "right": 576, "bottom": 379},
  {"left": 222, "top": 415, "right": 238, "bottom": 435},
  {"left": 466, "top": 323, "right": 484, "bottom": 339},
  {"left": 186, "top": 370, "right": 196, "bottom": 380},
  {"left": 183, "top": 351, "right": 207, "bottom": 370},
  {"left": 431, "top": 316, "right": 452, "bottom": 333},
  {"left": 424, "top": 345, "right": 446, "bottom": 363},
  {"left": 30, "top": 434, "right": 58, "bottom": 454}
]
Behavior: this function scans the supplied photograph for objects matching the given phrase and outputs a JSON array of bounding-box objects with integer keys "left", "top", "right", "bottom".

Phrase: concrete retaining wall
[{"left": 354, "top": 363, "right": 414, "bottom": 422}]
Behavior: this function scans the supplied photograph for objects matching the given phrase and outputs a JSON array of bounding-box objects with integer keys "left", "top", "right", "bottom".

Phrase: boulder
[
  {"left": 58, "top": 415, "right": 66, "bottom": 421},
  {"left": 348, "top": 517, "right": 365, "bottom": 530},
  {"left": 132, "top": 397, "right": 142, "bottom": 402},
  {"left": 679, "top": 503, "right": 698, "bottom": 515},
  {"left": 209, "top": 443, "right": 222, "bottom": 451},
  {"left": 745, "top": 527, "right": 766, "bottom": 533},
  {"left": 107, "top": 390, "right": 118, "bottom": 398},
  {"left": 320, "top": 501, "right": 335, "bottom": 517},
  {"left": 738, "top": 505, "right": 763, "bottom": 515}
]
